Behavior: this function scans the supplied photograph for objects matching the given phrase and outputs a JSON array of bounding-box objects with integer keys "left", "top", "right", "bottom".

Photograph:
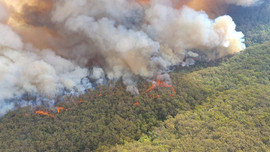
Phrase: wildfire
[
  {"left": 149, "top": 94, "right": 161, "bottom": 99},
  {"left": 35, "top": 110, "right": 55, "bottom": 118},
  {"left": 75, "top": 96, "right": 94, "bottom": 105},
  {"left": 143, "top": 75, "right": 176, "bottom": 96},
  {"left": 56, "top": 107, "right": 68, "bottom": 114},
  {"left": 134, "top": 101, "right": 140, "bottom": 107},
  {"left": 76, "top": 100, "right": 86, "bottom": 104}
]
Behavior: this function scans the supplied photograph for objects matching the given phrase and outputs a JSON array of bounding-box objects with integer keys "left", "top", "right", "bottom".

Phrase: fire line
[{"left": 35, "top": 110, "right": 55, "bottom": 118}]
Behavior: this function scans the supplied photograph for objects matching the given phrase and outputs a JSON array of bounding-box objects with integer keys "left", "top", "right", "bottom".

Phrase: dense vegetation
[
  {"left": 0, "top": 65, "right": 209, "bottom": 151},
  {"left": 228, "top": 1, "right": 270, "bottom": 46},
  {"left": 1, "top": 1, "right": 270, "bottom": 152},
  {"left": 1, "top": 41, "right": 270, "bottom": 151},
  {"left": 106, "top": 42, "right": 270, "bottom": 151}
]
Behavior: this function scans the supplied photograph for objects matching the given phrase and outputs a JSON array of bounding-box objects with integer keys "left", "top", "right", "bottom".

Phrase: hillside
[
  {"left": 1, "top": 42, "right": 270, "bottom": 151},
  {"left": 228, "top": 1, "right": 270, "bottom": 46},
  {"left": 106, "top": 42, "right": 270, "bottom": 152}
]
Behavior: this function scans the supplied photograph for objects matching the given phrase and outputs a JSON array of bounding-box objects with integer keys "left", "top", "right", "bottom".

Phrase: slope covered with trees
[
  {"left": 228, "top": 1, "right": 270, "bottom": 46},
  {"left": 107, "top": 42, "right": 270, "bottom": 152},
  {"left": 1, "top": 42, "right": 270, "bottom": 151}
]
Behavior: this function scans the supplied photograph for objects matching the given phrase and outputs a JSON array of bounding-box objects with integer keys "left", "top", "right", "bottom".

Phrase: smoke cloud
[
  {"left": 0, "top": 0, "right": 259, "bottom": 115},
  {"left": 218, "top": 0, "right": 260, "bottom": 6}
]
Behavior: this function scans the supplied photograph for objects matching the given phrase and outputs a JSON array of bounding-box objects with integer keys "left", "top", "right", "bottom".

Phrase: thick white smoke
[
  {"left": 144, "top": 4, "right": 245, "bottom": 60},
  {"left": 0, "top": 4, "right": 90, "bottom": 116},
  {"left": 50, "top": 0, "right": 246, "bottom": 89},
  {"left": 0, "top": 0, "right": 259, "bottom": 115}
]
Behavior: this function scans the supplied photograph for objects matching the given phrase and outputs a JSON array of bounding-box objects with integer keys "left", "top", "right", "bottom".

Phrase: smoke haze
[{"left": 0, "top": 0, "right": 261, "bottom": 115}]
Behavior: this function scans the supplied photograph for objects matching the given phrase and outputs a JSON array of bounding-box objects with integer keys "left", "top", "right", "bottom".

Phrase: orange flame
[
  {"left": 35, "top": 110, "right": 55, "bottom": 118},
  {"left": 149, "top": 94, "right": 161, "bottom": 99},
  {"left": 98, "top": 93, "right": 102, "bottom": 97},
  {"left": 75, "top": 100, "right": 87, "bottom": 104},
  {"left": 56, "top": 107, "right": 68, "bottom": 114},
  {"left": 134, "top": 101, "right": 140, "bottom": 107},
  {"left": 143, "top": 75, "right": 176, "bottom": 96}
]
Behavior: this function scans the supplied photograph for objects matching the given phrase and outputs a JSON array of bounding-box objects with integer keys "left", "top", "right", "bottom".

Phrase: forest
[{"left": 1, "top": 1, "right": 270, "bottom": 152}]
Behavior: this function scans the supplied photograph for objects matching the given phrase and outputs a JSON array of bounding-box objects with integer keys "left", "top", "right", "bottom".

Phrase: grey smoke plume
[
  {"left": 0, "top": 23, "right": 89, "bottom": 115},
  {"left": 0, "top": 0, "right": 259, "bottom": 115},
  {"left": 219, "top": 0, "right": 261, "bottom": 6}
]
